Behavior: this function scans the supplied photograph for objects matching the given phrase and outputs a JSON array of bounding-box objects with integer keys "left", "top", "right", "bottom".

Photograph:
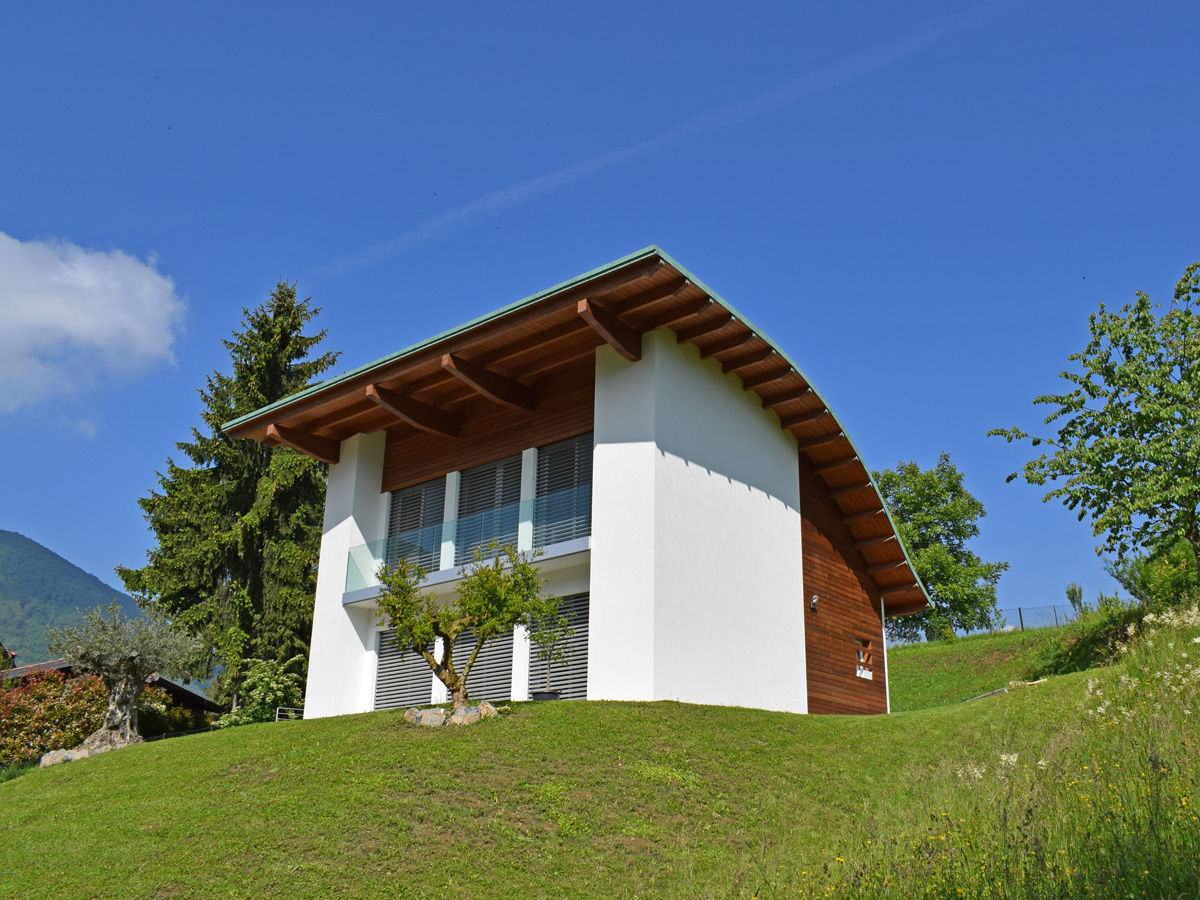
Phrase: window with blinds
[
  {"left": 455, "top": 454, "right": 522, "bottom": 564},
  {"left": 528, "top": 594, "right": 589, "bottom": 699},
  {"left": 387, "top": 477, "right": 446, "bottom": 572},
  {"left": 534, "top": 432, "right": 593, "bottom": 548},
  {"left": 374, "top": 630, "right": 435, "bottom": 709},
  {"left": 451, "top": 628, "right": 515, "bottom": 703}
]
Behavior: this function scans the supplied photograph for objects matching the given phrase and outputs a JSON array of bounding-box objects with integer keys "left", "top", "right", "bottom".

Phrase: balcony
[{"left": 345, "top": 483, "right": 592, "bottom": 593}]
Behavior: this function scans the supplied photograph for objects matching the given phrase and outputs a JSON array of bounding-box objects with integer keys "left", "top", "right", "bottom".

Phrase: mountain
[{"left": 0, "top": 530, "right": 141, "bottom": 665}]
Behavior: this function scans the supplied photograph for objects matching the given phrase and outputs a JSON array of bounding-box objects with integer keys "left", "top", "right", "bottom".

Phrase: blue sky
[{"left": 2, "top": 1, "right": 1197, "bottom": 620}]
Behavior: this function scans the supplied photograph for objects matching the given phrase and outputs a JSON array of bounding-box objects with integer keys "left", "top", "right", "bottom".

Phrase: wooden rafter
[
  {"left": 697, "top": 330, "right": 755, "bottom": 360},
  {"left": 855, "top": 534, "right": 898, "bottom": 549},
  {"left": 365, "top": 384, "right": 460, "bottom": 437},
  {"left": 639, "top": 295, "right": 711, "bottom": 331},
  {"left": 741, "top": 367, "right": 793, "bottom": 391},
  {"left": 829, "top": 482, "right": 872, "bottom": 498},
  {"left": 722, "top": 345, "right": 775, "bottom": 374},
  {"left": 608, "top": 276, "right": 691, "bottom": 315},
  {"left": 577, "top": 299, "right": 642, "bottom": 362},
  {"left": 867, "top": 560, "right": 908, "bottom": 574},
  {"left": 762, "top": 385, "right": 813, "bottom": 409},
  {"left": 266, "top": 424, "right": 340, "bottom": 464},
  {"left": 779, "top": 408, "right": 829, "bottom": 429},
  {"left": 813, "top": 455, "right": 858, "bottom": 474},
  {"left": 441, "top": 353, "right": 536, "bottom": 411},
  {"left": 675, "top": 312, "right": 732, "bottom": 343},
  {"left": 881, "top": 582, "right": 920, "bottom": 597},
  {"left": 796, "top": 432, "right": 845, "bottom": 452},
  {"left": 843, "top": 507, "right": 886, "bottom": 523}
]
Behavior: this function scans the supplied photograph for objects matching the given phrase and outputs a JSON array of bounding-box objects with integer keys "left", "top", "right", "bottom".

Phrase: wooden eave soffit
[
  {"left": 266, "top": 424, "right": 340, "bottom": 464},
  {"left": 441, "top": 353, "right": 537, "bottom": 411},
  {"left": 365, "top": 384, "right": 461, "bottom": 437}
]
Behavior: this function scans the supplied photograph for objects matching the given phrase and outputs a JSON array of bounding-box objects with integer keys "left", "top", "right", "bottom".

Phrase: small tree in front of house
[
  {"left": 530, "top": 613, "right": 573, "bottom": 695},
  {"left": 376, "top": 544, "right": 556, "bottom": 710},
  {"left": 47, "top": 603, "right": 199, "bottom": 748}
]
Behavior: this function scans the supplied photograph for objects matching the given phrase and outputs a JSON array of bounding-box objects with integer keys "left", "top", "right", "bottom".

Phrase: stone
[
  {"left": 39, "top": 749, "right": 71, "bottom": 767},
  {"left": 403, "top": 707, "right": 418, "bottom": 724},
  {"left": 479, "top": 701, "right": 498, "bottom": 719},
  {"left": 448, "top": 706, "right": 481, "bottom": 726},
  {"left": 413, "top": 708, "right": 448, "bottom": 727}
]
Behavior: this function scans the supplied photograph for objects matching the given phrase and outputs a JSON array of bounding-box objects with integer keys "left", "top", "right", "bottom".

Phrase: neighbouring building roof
[
  {"left": 224, "top": 246, "right": 930, "bottom": 616},
  {"left": 2, "top": 658, "right": 223, "bottom": 713}
]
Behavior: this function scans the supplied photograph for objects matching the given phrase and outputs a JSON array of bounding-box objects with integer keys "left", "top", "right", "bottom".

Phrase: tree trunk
[
  {"left": 450, "top": 682, "right": 469, "bottom": 710},
  {"left": 103, "top": 673, "right": 143, "bottom": 743}
]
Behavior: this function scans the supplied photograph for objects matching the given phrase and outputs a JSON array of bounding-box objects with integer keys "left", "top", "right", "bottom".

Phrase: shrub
[
  {"left": 214, "top": 657, "right": 303, "bottom": 728},
  {"left": 0, "top": 672, "right": 106, "bottom": 766},
  {"left": 136, "top": 685, "right": 203, "bottom": 738}
]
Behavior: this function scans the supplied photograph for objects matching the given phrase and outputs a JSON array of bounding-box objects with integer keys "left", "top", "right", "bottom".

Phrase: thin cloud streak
[{"left": 312, "top": 8, "right": 988, "bottom": 279}]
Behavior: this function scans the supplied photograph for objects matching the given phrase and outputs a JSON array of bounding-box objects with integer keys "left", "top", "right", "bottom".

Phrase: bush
[
  {"left": 136, "top": 685, "right": 204, "bottom": 738},
  {"left": 0, "top": 672, "right": 106, "bottom": 766},
  {"left": 214, "top": 657, "right": 303, "bottom": 728}
]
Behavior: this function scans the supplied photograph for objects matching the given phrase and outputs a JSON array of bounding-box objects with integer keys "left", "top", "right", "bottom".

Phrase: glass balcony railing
[{"left": 345, "top": 484, "right": 592, "bottom": 593}]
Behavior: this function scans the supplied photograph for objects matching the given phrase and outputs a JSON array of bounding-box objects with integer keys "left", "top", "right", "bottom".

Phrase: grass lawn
[{"left": 3, "top": 613, "right": 1196, "bottom": 899}]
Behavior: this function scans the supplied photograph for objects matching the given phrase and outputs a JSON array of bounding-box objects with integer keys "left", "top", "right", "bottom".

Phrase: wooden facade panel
[
  {"left": 800, "top": 456, "right": 888, "bottom": 715},
  {"left": 381, "top": 363, "right": 595, "bottom": 493}
]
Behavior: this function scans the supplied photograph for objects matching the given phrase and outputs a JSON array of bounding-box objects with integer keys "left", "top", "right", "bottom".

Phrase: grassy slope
[
  {"left": 886, "top": 628, "right": 1060, "bottom": 711},
  {"left": 2, "top": 671, "right": 1087, "bottom": 900}
]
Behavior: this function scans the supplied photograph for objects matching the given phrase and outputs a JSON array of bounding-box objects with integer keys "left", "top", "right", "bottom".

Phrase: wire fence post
[
  {"left": 1018, "top": 607, "right": 1025, "bottom": 631},
  {"left": 1053, "top": 605, "right": 1059, "bottom": 627}
]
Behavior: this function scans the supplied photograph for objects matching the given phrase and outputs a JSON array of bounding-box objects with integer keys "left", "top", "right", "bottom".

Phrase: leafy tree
[
  {"left": 990, "top": 262, "right": 1200, "bottom": 574},
  {"left": 875, "top": 454, "right": 1009, "bottom": 642},
  {"left": 530, "top": 613, "right": 573, "bottom": 694},
  {"left": 1106, "top": 538, "right": 1199, "bottom": 610},
  {"left": 117, "top": 282, "right": 338, "bottom": 704},
  {"left": 214, "top": 656, "right": 304, "bottom": 727},
  {"left": 376, "top": 545, "right": 557, "bottom": 709},
  {"left": 46, "top": 603, "right": 199, "bottom": 746}
]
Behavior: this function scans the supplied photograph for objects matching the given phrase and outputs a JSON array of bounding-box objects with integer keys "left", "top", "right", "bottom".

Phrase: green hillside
[
  {"left": 0, "top": 530, "right": 141, "bottom": 664},
  {"left": 2, "top": 612, "right": 1197, "bottom": 899}
]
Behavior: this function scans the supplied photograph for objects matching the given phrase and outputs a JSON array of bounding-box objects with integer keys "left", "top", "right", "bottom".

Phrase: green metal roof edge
[
  {"left": 223, "top": 243, "right": 929, "bottom": 611},
  {"left": 222, "top": 245, "right": 664, "bottom": 433},
  {"left": 650, "top": 248, "right": 932, "bottom": 612}
]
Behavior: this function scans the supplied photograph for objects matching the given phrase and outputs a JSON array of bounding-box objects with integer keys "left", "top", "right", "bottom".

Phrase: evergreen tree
[{"left": 118, "top": 282, "right": 338, "bottom": 703}]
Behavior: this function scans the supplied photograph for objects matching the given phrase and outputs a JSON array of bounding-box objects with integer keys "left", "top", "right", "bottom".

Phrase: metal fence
[{"left": 994, "top": 604, "right": 1079, "bottom": 632}]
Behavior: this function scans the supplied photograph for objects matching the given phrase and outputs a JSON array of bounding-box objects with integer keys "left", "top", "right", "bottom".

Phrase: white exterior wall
[
  {"left": 590, "top": 329, "right": 808, "bottom": 713},
  {"left": 304, "top": 431, "right": 389, "bottom": 719}
]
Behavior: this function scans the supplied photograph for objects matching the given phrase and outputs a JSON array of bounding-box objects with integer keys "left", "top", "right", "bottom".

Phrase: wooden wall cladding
[
  {"left": 381, "top": 363, "right": 595, "bottom": 493},
  {"left": 799, "top": 456, "right": 888, "bottom": 715}
]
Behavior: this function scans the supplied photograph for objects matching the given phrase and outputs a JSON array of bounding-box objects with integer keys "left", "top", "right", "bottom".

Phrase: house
[{"left": 224, "top": 247, "right": 929, "bottom": 718}]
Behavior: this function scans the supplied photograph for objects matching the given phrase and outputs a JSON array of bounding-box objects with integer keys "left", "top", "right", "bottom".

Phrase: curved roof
[{"left": 225, "top": 246, "right": 930, "bottom": 617}]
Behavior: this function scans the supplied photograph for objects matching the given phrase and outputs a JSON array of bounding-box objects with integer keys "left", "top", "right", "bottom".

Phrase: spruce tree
[{"left": 118, "top": 282, "right": 338, "bottom": 703}]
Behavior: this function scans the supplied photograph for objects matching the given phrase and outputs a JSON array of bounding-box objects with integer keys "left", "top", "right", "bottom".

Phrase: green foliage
[
  {"left": 1107, "top": 537, "right": 1200, "bottom": 611},
  {"left": 529, "top": 614, "right": 573, "bottom": 692},
  {"left": 117, "top": 282, "right": 338, "bottom": 703},
  {"left": 1065, "top": 581, "right": 1085, "bottom": 617},
  {"left": 0, "top": 672, "right": 106, "bottom": 766},
  {"left": 990, "top": 261, "right": 1200, "bottom": 572},
  {"left": 215, "top": 656, "right": 304, "bottom": 727},
  {"left": 136, "top": 686, "right": 205, "bottom": 738},
  {"left": 874, "top": 453, "right": 1009, "bottom": 642},
  {"left": 0, "top": 529, "right": 141, "bottom": 663},
  {"left": 47, "top": 603, "right": 198, "bottom": 687},
  {"left": 375, "top": 543, "right": 556, "bottom": 708}
]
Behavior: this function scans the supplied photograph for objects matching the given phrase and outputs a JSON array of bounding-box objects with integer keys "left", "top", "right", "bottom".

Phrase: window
[
  {"left": 855, "top": 639, "right": 873, "bottom": 680},
  {"left": 534, "top": 432, "right": 593, "bottom": 547},
  {"left": 387, "top": 478, "right": 445, "bottom": 571},
  {"left": 455, "top": 454, "right": 522, "bottom": 564}
]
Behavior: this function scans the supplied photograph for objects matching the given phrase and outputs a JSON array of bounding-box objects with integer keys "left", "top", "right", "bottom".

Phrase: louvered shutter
[
  {"left": 534, "top": 432, "right": 593, "bottom": 547},
  {"left": 387, "top": 478, "right": 445, "bottom": 571},
  {"left": 455, "top": 454, "right": 522, "bottom": 564},
  {"left": 374, "top": 630, "right": 435, "bottom": 709},
  {"left": 451, "top": 628, "right": 514, "bottom": 703},
  {"left": 527, "top": 593, "right": 589, "bottom": 699}
]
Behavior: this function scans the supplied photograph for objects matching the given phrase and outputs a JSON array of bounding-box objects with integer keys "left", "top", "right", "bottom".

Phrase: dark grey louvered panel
[
  {"left": 387, "top": 477, "right": 446, "bottom": 571},
  {"left": 534, "top": 432, "right": 593, "bottom": 548},
  {"left": 451, "top": 628, "right": 514, "bottom": 703},
  {"left": 374, "top": 630, "right": 434, "bottom": 709},
  {"left": 455, "top": 454, "right": 522, "bottom": 564},
  {"left": 528, "top": 594, "right": 589, "bottom": 699}
]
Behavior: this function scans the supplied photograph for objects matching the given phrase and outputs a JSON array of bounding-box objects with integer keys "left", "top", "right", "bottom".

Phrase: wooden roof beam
[
  {"left": 698, "top": 330, "right": 755, "bottom": 360},
  {"left": 796, "top": 432, "right": 845, "bottom": 452},
  {"left": 266, "top": 424, "right": 340, "bottom": 464},
  {"left": 577, "top": 298, "right": 642, "bottom": 362},
  {"left": 608, "top": 276, "right": 691, "bottom": 315},
  {"left": 441, "top": 353, "right": 536, "bottom": 411},
  {"left": 365, "top": 384, "right": 461, "bottom": 437},
  {"left": 639, "top": 295, "right": 711, "bottom": 331},
  {"left": 722, "top": 345, "right": 775, "bottom": 374},
  {"left": 675, "top": 312, "right": 732, "bottom": 343},
  {"left": 829, "top": 482, "right": 873, "bottom": 498},
  {"left": 881, "top": 582, "right": 920, "bottom": 597},
  {"left": 868, "top": 560, "right": 908, "bottom": 574},
  {"left": 741, "top": 366, "right": 794, "bottom": 391},
  {"left": 843, "top": 507, "right": 886, "bottom": 524},
  {"left": 855, "top": 534, "right": 898, "bottom": 549},
  {"left": 762, "top": 385, "right": 813, "bottom": 409},
  {"left": 779, "top": 408, "right": 829, "bottom": 428},
  {"left": 813, "top": 455, "right": 859, "bottom": 474}
]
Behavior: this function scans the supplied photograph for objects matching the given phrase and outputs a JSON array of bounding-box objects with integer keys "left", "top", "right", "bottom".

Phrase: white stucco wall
[
  {"left": 590, "top": 329, "right": 808, "bottom": 713},
  {"left": 304, "top": 431, "right": 389, "bottom": 719}
]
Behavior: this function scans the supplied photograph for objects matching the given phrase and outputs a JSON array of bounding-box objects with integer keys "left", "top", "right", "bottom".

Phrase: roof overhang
[{"left": 224, "top": 246, "right": 930, "bottom": 617}]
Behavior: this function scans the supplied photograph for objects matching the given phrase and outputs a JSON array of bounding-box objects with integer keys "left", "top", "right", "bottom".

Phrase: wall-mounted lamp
[{"left": 810, "top": 594, "right": 819, "bottom": 611}]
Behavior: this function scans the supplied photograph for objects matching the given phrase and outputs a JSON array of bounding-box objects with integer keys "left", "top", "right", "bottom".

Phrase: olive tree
[
  {"left": 47, "top": 603, "right": 199, "bottom": 747},
  {"left": 376, "top": 545, "right": 557, "bottom": 709},
  {"left": 990, "top": 262, "right": 1200, "bottom": 571}
]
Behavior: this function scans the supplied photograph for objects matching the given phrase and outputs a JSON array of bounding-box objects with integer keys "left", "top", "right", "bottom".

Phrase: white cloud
[{"left": 0, "top": 232, "right": 186, "bottom": 412}]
